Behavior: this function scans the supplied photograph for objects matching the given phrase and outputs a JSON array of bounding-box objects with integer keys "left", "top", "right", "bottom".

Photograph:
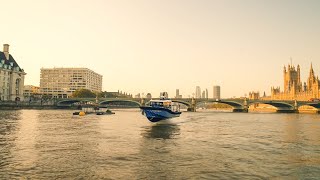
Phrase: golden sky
[{"left": 1, "top": 0, "right": 320, "bottom": 98}]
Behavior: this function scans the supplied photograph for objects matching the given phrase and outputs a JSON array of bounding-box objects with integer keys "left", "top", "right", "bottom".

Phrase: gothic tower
[
  {"left": 284, "top": 64, "right": 302, "bottom": 93},
  {"left": 307, "top": 63, "right": 316, "bottom": 91}
]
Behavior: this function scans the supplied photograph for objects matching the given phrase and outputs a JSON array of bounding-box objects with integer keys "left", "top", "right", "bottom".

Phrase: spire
[{"left": 310, "top": 62, "right": 314, "bottom": 76}]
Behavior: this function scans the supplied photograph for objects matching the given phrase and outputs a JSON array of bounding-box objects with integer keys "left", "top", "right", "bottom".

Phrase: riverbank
[
  {"left": 0, "top": 104, "right": 59, "bottom": 110},
  {"left": 0, "top": 104, "right": 140, "bottom": 110}
]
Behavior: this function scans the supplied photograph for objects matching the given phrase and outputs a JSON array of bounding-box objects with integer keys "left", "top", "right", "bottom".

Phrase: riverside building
[
  {"left": 24, "top": 85, "right": 40, "bottom": 99},
  {"left": 40, "top": 68, "right": 102, "bottom": 98},
  {"left": 270, "top": 63, "right": 320, "bottom": 101},
  {"left": 0, "top": 44, "right": 26, "bottom": 101}
]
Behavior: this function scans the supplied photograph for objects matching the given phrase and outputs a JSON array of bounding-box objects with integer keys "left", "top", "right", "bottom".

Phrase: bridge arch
[
  {"left": 171, "top": 100, "right": 191, "bottom": 107},
  {"left": 297, "top": 103, "right": 320, "bottom": 113},
  {"left": 196, "top": 100, "right": 244, "bottom": 109},
  {"left": 298, "top": 103, "right": 320, "bottom": 109},
  {"left": 57, "top": 99, "right": 95, "bottom": 106},
  {"left": 248, "top": 101, "right": 294, "bottom": 110}
]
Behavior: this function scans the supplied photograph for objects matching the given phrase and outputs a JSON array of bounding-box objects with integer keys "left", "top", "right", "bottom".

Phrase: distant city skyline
[{"left": 1, "top": 0, "right": 320, "bottom": 98}]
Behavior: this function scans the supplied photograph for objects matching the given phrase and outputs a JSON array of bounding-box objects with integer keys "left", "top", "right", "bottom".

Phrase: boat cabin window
[
  {"left": 150, "top": 102, "right": 163, "bottom": 106},
  {"left": 150, "top": 101, "right": 172, "bottom": 107}
]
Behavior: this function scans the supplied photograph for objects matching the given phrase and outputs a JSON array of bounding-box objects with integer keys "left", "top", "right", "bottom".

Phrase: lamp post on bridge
[
  {"left": 95, "top": 92, "right": 99, "bottom": 104},
  {"left": 188, "top": 97, "right": 196, "bottom": 112},
  {"left": 243, "top": 97, "right": 249, "bottom": 112},
  {"left": 294, "top": 99, "right": 298, "bottom": 113}
]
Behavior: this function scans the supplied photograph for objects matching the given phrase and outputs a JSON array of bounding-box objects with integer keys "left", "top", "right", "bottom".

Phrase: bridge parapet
[{"left": 55, "top": 98, "right": 320, "bottom": 113}]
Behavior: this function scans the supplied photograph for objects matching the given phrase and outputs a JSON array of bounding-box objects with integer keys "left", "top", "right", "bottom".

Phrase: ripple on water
[{"left": 0, "top": 110, "right": 320, "bottom": 179}]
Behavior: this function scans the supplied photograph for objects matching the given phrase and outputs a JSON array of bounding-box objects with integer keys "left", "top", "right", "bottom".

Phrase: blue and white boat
[{"left": 140, "top": 98, "right": 181, "bottom": 122}]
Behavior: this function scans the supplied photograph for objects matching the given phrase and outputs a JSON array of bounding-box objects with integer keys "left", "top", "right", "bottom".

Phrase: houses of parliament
[{"left": 270, "top": 63, "right": 320, "bottom": 101}]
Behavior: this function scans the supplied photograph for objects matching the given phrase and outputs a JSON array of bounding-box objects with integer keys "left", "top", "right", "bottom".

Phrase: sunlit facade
[
  {"left": 0, "top": 44, "right": 26, "bottom": 101},
  {"left": 24, "top": 85, "right": 40, "bottom": 98},
  {"left": 269, "top": 64, "right": 320, "bottom": 101},
  {"left": 195, "top": 86, "right": 201, "bottom": 99},
  {"left": 213, "top": 86, "right": 220, "bottom": 100},
  {"left": 40, "top": 68, "right": 102, "bottom": 98}
]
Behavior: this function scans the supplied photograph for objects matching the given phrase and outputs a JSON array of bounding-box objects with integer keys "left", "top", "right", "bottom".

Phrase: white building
[
  {"left": 175, "top": 89, "right": 182, "bottom": 98},
  {"left": 205, "top": 89, "right": 208, "bottom": 99},
  {"left": 195, "top": 86, "right": 201, "bottom": 99},
  {"left": 202, "top": 90, "right": 206, "bottom": 98},
  {"left": 0, "top": 44, "right": 26, "bottom": 101},
  {"left": 40, "top": 68, "right": 102, "bottom": 98},
  {"left": 213, "top": 85, "right": 221, "bottom": 100}
]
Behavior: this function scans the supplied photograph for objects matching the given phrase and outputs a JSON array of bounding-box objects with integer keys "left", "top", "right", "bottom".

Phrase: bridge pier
[
  {"left": 231, "top": 98, "right": 248, "bottom": 113},
  {"left": 233, "top": 108, "right": 248, "bottom": 113},
  {"left": 187, "top": 98, "right": 196, "bottom": 112},
  {"left": 140, "top": 98, "right": 145, "bottom": 106},
  {"left": 187, "top": 107, "right": 196, "bottom": 112},
  {"left": 276, "top": 109, "right": 298, "bottom": 113}
]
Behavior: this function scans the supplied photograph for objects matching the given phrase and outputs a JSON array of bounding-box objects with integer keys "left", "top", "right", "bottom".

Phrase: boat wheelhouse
[{"left": 140, "top": 98, "right": 181, "bottom": 122}]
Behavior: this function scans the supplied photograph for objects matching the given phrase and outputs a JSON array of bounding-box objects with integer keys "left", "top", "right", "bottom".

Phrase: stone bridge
[{"left": 55, "top": 98, "right": 320, "bottom": 113}]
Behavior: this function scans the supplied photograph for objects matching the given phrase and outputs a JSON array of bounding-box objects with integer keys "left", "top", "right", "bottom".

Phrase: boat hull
[{"left": 140, "top": 106, "right": 181, "bottom": 122}]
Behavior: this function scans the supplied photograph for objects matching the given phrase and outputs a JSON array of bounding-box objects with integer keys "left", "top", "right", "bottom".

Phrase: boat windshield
[
  {"left": 150, "top": 101, "right": 164, "bottom": 107},
  {"left": 149, "top": 101, "right": 180, "bottom": 112}
]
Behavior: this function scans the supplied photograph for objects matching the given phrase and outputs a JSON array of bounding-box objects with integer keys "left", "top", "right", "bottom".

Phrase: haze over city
[{"left": 1, "top": 0, "right": 320, "bottom": 98}]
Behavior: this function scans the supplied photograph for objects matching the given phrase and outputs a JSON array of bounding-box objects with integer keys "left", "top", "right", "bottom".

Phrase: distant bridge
[{"left": 55, "top": 97, "right": 320, "bottom": 113}]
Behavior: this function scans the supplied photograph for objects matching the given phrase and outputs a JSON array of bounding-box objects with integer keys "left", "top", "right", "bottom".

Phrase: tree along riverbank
[{"left": 0, "top": 102, "right": 140, "bottom": 110}]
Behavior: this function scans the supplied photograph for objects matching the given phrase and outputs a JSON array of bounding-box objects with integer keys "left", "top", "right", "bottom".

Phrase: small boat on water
[
  {"left": 96, "top": 109, "right": 115, "bottom": 115},
  {"left": 140, "top": 97, "right": 181, "bottom": 122},
  {"left": 73, "top": 105, "right": 115, "bottom": 116}
]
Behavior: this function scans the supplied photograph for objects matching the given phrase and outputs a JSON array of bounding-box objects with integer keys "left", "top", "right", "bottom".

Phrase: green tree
[{"left": 72, "top": 89, "right": 96, "bottom": 98}]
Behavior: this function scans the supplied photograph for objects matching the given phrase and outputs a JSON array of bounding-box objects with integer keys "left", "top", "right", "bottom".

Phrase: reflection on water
[
  {"left": 0, "top": 110, "right": 21, "bottom": 121},
  {"left": 137, "top": 122, "right": 181, "bottom": 179},
  {"left": 141, "top": 123, "right": 180, "bottom": 139}
]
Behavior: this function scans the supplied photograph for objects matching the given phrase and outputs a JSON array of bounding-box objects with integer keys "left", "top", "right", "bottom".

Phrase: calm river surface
[{"left": 0, "top": 109, "right": 320, "bottom": 179}]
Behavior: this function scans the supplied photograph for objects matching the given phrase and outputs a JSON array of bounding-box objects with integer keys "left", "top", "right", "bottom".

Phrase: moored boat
[
  {"left": 73, "top": 104, "right": 115, "bottom": 116},
  {"left": 140, "top": 98, "right": 181, "bottom": 122}
]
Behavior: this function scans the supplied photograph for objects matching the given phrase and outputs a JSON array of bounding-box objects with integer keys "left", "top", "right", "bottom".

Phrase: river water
[{"left": 0, "top": 109, "right": 319, "bottom": 179}]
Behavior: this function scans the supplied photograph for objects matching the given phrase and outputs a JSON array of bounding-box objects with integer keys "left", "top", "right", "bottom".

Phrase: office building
[
  {"left": 175, "top": 89, "right": 182, "bottom": 98},
  {"left": 202, "top": 90, "right": 205, "bottom": 98},
  {"left": 195, "top": 86, "right": 201, "bottom": 99},
  {"left": 213, "top": 85, "right": 221, "bottom": 100},
  {"left": 206, "top": 89, "right": 208, "bottom": 99},
  {"left": 24, "top": 85, "right": 40, "bottom": 98},
  {"left": 40, "top": 67, "right": 102, "bottom": 98}
]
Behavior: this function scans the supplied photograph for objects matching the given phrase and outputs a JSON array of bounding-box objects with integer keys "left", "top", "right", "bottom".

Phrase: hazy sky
[{"left": 1, "top": 0, "right": 320, "bottom": 98}]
